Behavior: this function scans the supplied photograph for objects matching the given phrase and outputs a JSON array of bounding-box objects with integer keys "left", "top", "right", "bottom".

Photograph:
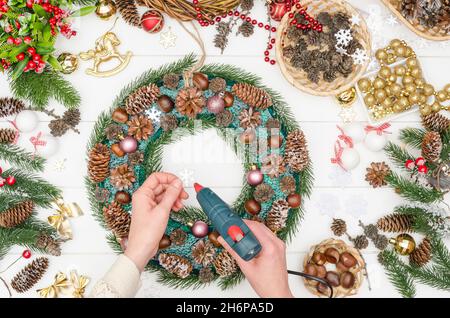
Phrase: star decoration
[
  {"left": 159, "top": 27, "right": 177, "bottom": 49},
  {"left": 53, "top": 158, "right": 67, "bottom": 172},
  {"left": 386, "top": 15, "right": 398, "bottom": 26},
  {"left": 178, "top": 168, "right": 194, "bottom": 187},
  {"left": 339, "top": 107, "right": 357, "bottom": 123},
  {"left": 350, "top": 14, "right": 361, "bottom": 26}
]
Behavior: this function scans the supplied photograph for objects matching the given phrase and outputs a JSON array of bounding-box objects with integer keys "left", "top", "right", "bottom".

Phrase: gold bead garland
[{"left": 357, "top": 39, "right": 450, "bottom": 121}]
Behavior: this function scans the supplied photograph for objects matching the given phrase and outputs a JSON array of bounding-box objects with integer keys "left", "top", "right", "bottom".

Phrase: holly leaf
[
  {"left": 32, "top": 4, "right": 48, "bottom": 18},
  {"left": 8, "top": 43, "right": 27, "bottom": 59},
  {"left": 11, "top": 57, "right": 29, "bottom": 80},
  {"left": 43, "top": 23, "right": 51, "bottom": 42},
  {"left": 71, "top": 6, "right": 96, "bottom": 17},
  {"left": 47, "top": 55, "right": 62, "bottom": 71}
]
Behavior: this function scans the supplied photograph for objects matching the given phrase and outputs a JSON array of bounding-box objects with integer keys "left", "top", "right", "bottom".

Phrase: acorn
[
  {"left": 287, "top": 193, "right": 301, "bottom": 208},
  {"left": 324, "top": 248, "right": 340, "bottom": 264},
  {"left": 311, "top": 252, "right": 326, "bottom": 265},
  {"left": 223, "top": 91, "right": 234, "bottom": 107},
  {"left": 112, "top": 108, "right": 128, "bottom": 123},
  {"left": 193, "top": 73, "right": 209, "bottom": 91},
  {"left": 111, "top": 143, "right": 125, "bottom": 157},
  {"left": 157, "top": 95, "right": 175, "bottom": 113},
  {"left": 245, "top": 198, "right": 261, "bottom": 215},
  {"left": 115, "top": 191, "right": 131, "bottom": 204},
  {"left": 208, "top": 231, "right": 222, "bottom": 248},
  {"left": 158, "top": 234, "right": 171, "bottom": 250},
  {"left": 340, "top": 252, "right": 357, "bottom": 268},
  {"left": 340, "top": 271, "right": 356, "bottom": 289}
]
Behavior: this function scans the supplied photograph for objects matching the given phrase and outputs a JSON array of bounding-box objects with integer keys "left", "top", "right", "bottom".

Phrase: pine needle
[
  {"left": 379, "top": 250, "right": 416, "bottom": 298},
  {"left": 0, "top": 144, "right": 45, "bottom": 172}
]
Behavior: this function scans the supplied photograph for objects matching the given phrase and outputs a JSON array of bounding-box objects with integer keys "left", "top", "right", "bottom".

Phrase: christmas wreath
[{"left": 86, "top": 55, "right": 313, "bottom": 289}]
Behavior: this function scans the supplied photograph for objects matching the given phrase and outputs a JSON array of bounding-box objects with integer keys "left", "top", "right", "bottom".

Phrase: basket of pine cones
[{"left": 381, "top": 0, "right": 450, "bottom": 41}]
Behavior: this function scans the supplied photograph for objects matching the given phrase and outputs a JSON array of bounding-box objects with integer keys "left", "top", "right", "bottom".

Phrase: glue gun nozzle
[{"left": 194, "top": 183, "right": 204, "bottom": 193}]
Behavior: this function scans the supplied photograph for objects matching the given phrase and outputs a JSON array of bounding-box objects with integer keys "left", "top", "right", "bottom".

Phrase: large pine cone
[
  {"left": 0, "top": 97, "right": 25, "bottom": 118},
  {"left": 127, "top": 115, "right": 154, "bottom": 140},
  {"left": 35, "top": 234, "right": 61, "bottom": 256},
  {"left": 103, "top": 201, "right": 131, "bottom": 238},
  {"left": 0, "top": 128, "right": 16, "bottom": 144},
  {"left": 284, "top": 129, "right": 309, "bottom": 172},
  {"left": 253, "top": 183, "right": 274, "bottom": 203},
  {"left": 88, "top": 143, "right": 110, "bottom": 183},
  {"left": 422, "top": 112, "right": 450, "bottom": 132},
  {"left": 232, "top": 83, "right": 272, "bottom": 110},
  {"left": 158, "top": 253, "right": 193, "bottom": 278},
  {"left": 365, "top": 162, "right": 391, "bottom": 188},
  {"left": 117, "top": 0, "right": 141, "bottom": 27},
  {"left": 401, "top": 0, "right": 418, "bottom": 20},
  {"left": 377, "top": 214, "right": 414, "bottom": 232},
  {"left": 266, "top": 199, "right": 290, "bottom": 232},
  {"left": 409, "top": 237, "right": 432, "bottom": 266},
  {"left": 422, "top": 131, "right": 442, "bottom": 162},
  {"left": 62, "top": 109, "right": 81, "bottom": 127},
  {"left": 0, "top": 201, "right": 34, "bottom": 228},
  {"left": 214, "top": 250, "right": 238, "bottom": 277},
  {"left": 110, "top": 164, "right": 136, "bottom": 190},
  {"left": 11, "top": 257, "right": 49, "bottom": 293},
  {"left": 175, "top": 87, "right": 206, "bottom": 118},
  {"left": 125, "top": 84, "right": 160, "bottom": 115}
]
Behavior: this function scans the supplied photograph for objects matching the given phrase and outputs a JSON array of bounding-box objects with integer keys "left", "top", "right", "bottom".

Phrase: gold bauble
[
  {"left": 390, "top": 39, "right": 402, "bottom": 48},
  {"left": 364, "top": 94, "right": 376, "bottom": 107},
  {"left": 373, "top": 77, "right": 386, "bottom": 89},
  {"left": 421, "top": 104, "right": 432, "bottom": 116},
  {"left": 358, "top": 78, "right": 372, "bottom": 93},
  {"left": 414, "top": 78, "right": 425, "bottom": 88},
  {"left": 57, "top": 52, "right": 78, "bottom": 74},
  {"left": 375, "top": 49, "right": 388, "bottom": 61},
  {"left": 408, "top": 92, "right": 421, "bottom": 104},
  {"left": 394, "top": 65, "right": 406, "bottom": 76},
  {"left": 398, "top": 96, "right": 410, "bottom": 108},
  {"left": 437, "top": 90, "right": 448, "bottom": 102},
  {"left": 431, "top": 101, "right": 442, "bottom": 112},
  {"left": 382, "top": 96, "right": 394, "bottom": 108},
  {"left": 418, "top": 94, "right": 427, "bottom": 105},
  {"left": 379, "top": 66, "right": 391, "bottom": 78},
  {"left": 385, "top": 85, "right": 392, "bottom": 96},
  {"left": 423, "top": 84, "right": 434, "bottom": 96},
  {"left": 406, "top": 57, "right": 418, "bottom": 68},
  {"left": 404, "top": 83, "right": 416, "bottom": 94},
  {"left": 403, "top": 75, "right": 414, "bottom": 85},
  {"left": 388, "top": 74, "right": 397, "bottom": 83},
  {"left": 404, "top": 46, "right": 414, "bottom": 57},
  {"left": 390, "top": 83, "right": 402, "bottom": 96},
  {"left": 375, "top": 88, "right": 387, "bottom": 102},
  {"left": 445, "top": 84, "right": 450, "bottom": 95},
  {"left": 394, "top": 46, "right": 406, "bottom": 57},
  {"left": 95, "top": 0, "right": 117, "bottom": 20},
  {"left": 386, "top": 53, "right": 397, "bottom": 64},
  {"left": 410, "top": 67, "right": 422, "bottom": 78},
  {"left": 393, "top": 103, "right": 403, "bottom": 113},
  {"left": 335, "top": 87, "right": 357, "bottom": 106},
  {"left": 389, "top": 234, "right": 416, "bottom": 256}
]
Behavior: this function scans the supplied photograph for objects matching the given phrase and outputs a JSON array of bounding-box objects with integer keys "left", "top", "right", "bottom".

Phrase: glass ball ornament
[
  {"left": 389, "top": 234, "right": 416, "bottom": 256},
  {"left": 190, "top": 221, "right": 209, "bottom": 238},
  {"left": 119, "top": 136, "right": 138, "bottom": 153},
  {"left": 95, "top": 0, "right": 117, "bottom": 20},
  {"left": 57, "top": 53, "right": 78, "bottom": 74},
  {"left": 343, "top": 123, "right": 365, "bottom": 143},
  {"left": 246, "top": 165, "right": 264, "bottom": 186},
  {"left": 341, "top": 148, "right": 360, "bottom": 170},
  {"left": 15, "top": 110, "right": 39, "bottom": 132},
  {"left": 269, "top": 0, "right": 289, "bottom": 21},
  {"left": 141, "top": 10, "right": 164, "bottom": 33},
  {"left": 207, "top": 94, "right": 225, "bottom": 114},
  {"left": 365, "top": 131, "right": 388, "bottom": 152}
]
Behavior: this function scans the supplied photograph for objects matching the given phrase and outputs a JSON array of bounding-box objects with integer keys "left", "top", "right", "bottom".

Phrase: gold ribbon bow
[
  {"left": 70, "top": 270, "right": 90, "bottom": 298},
  {"left": 37, "top": 272, "right": 70, "bottom": 298},
  {"left": 48, "top": 199, "right": 83, "bottom": 240}
]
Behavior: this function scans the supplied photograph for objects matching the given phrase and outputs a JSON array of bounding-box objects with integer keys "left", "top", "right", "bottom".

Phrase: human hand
[
  {"left": 124, "top": 172, "right": 189, "bottom": 272},
  {"left": 218, "top": 220, "right": 293, "bottom": 298}
]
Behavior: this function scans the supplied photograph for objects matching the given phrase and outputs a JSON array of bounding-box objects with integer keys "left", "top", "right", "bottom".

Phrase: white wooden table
[{"left": 1, "top": 0, "right": 449, "bottom": 298}]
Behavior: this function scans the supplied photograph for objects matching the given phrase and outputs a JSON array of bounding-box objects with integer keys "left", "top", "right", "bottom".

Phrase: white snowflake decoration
[
  {"left": 335, "top": 29, "right": 353, "bottom": 47},
  {"left": 53, "top": 158, "right": 67, "bottom": 172},
  {"left": 178, "top": 168, "right": 194, "bottom": 187},
  {"left": 386, "top": 15, "right": 398, "bottom": 26},
  {"left": 339, "top": 107, "right": 357, "bottom": 123},
  {"left": 145, "top": 107, "right": 162, "bottom": 124},
  {"left": 350, "top": 14, "right": 361, "bottom": 26},
  {"left": 351, "top": 48, "right": 369, "bottom": 65},
  {"left": 159, "top": 27, "right": 177, "bottom": 49},
  {"left": 328, "top": 166, "right": 353, "bottom": 188},
  {"left": 315, "top": 193, "right": 341, "bottom": 217},
  {"left": 344, "top": 195, "right": 368, "bottom": 218},
  {"left": 335, "top": 45, "right": 347, "bottom": 55}
]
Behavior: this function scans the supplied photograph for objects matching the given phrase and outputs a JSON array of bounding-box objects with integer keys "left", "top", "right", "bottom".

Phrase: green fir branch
[
  {"left": 384, "top": 142, "right": 414, "bottom": 171},
  {"left": 406, "top": 264, "right": 450, "bottom": 291},
  {"left": 379, "top": 249, "right": 416, "bottom": 298},
  {"left": 0, "top": 193, "right": 25, "bottom": 211},
  {"left": 0, "top": 144, "right": 45, "bottom": 172},
  {"left": 399, "top": 128, "right": 426, "bottom": 150},
  {"left": 157, "top": 270, "right": 207, "bottom": 290},
  {"left": 429, "top": 237, "right": 450, "bottom": 271},
  {"left": 218, "top": 271, "right": 245, "bottom": 290}
]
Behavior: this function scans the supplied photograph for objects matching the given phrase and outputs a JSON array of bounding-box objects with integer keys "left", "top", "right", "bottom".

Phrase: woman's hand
[
  {"left": 124, "top": 172, "right": 189, "bottom": 272},
  {"left": 218, "top": 220, "right": 293, "bottom": 298}
]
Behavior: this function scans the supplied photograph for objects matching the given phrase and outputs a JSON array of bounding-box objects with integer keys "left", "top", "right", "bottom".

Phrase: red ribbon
[
  {"left": 365, "top": 122, "right": 391, "bottom": 136},
  {"left": 7, "top": 120, "right": 20, "bottom": 144},
  {"left": 29, "top": 132, "right": 46, "bottom": 156},
  {"left": 337, "top": 125, "right": 353, "bottom": 148},
  {"left": 331, "top": 140, "right": 346, "bottom": 171}
]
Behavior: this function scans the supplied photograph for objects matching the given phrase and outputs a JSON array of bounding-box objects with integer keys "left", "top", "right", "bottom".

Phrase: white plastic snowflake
[
  {"left": 315, "top": 193, "right": 340, "bottom": 217},
  {"left": 335, "top": 45, "right": 347, "bottom": 55},
  {"left": 343, "top": 195, "right": 368, "bottom": 218},
  {"left": 386, "top": 15, "right": 398, "bottom": 26},
  {"left": 328, "top": 166, "right": 353, "bottom": 188},
  {"left": 351, "top": 48, "right": 369, "bottom": 65},
  {"left": 179, "top": 168, "right": 194, "bottom": 187},
  {"left": 159, "top": 27, "right": 177, "bottom": 49},
  {"left": 335, "top": 29, "right": 353, "bottom": 47},
  {"left": 339, "top": 107, "right": 357, "bottom": 123},
  {"left": 350, "top": 14, "right": 361, "bottom": 26},
  {"left": 53, "top": 158, "right": 67, "bottom": 172},
  {"left": 145, "top": 107, "right": 162, "bottom": 124}
]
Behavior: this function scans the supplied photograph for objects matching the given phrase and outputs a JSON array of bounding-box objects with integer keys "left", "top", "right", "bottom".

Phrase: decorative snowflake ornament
[
  {"left": 179, "top": 168, "right": 194, "bottom": 187},
  {"left": 335, "top": 29, "right": 353, "bottom": 47},
  {"left": 335, "top": 45, "right": 347, "bottom": 55},
  {"left": 350, "top": 14, "right": 361, "bottom": 26},
  {"left": 351, "top": 48, "right": 369, "bottom": 65},
  {"left": 145, "top": 107, "right": 162, "bottom": 124},
  {"left": 339, "top": 107, "right": 357, "bottom": 123},
  {"left": 53, "top": 158, "right": 67, "bottom": 172},
  {"left": 386, "top": 15, "right": 398, "bottom": 26},
  {"left": 159, "top": 27, "right": 177, "bottom": 49},
  {"left": 328, "top": 166, "right": 353, "bottom": 188}
]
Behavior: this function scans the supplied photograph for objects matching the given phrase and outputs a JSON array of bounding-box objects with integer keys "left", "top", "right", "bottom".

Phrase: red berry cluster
[
  {"left": 20, "top": 47, "right": 46, "bottom": 73},
  {"left": 0, "top": 0, "right": 8, "bottom": 16},
  {"left": 0, "top": 167, "right": 16, "bottom": 188},
  {"left": 405, "top": 157, "right": 429, "bottom": 174}
]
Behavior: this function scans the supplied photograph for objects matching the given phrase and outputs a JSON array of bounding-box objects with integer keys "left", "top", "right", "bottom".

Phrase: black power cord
[{"left": 287, "top": 270, "right": 333, "bottom": 298}]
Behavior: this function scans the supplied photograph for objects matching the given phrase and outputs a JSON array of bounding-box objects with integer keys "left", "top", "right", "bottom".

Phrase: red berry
[
  {"left": 15, "top": 21, "right": 21, "bottom": 29},
  {"left": 16, "top": 53, "right": 25, "bottom": 61},
  {"left": 415, "top": 157, "right": 426, "bottom": 166},
  {"left": 6, "top": 36, "right": 14, "bottom": 44},
  {"left": 418, "top": 165, "right": 428, "bottom": 174},
  {"left": 24, "top": 36, "right": 32, "bottom": 44},
  {"left": 32, "top": 54, "right": 41, "bottom": 62},
  {"left": 22, "top": 250, "right": 31, "bottom": 259},
  {"left": 27, "top": 60, "right": 36, "bottom": 69},
  {"left": 264, "top": 57, "right": 270, "bottom": 62},
  {"left": 27, "top": 47, "right": 36, "bottom": 55},
  {"left": 14, "top": 37, "right": 22, "bottom": 45},
  {"left": 6, "top": 175, "right": 15, "bottom": 185},
  {"left": 405, "top": 159, "right": 415, "bottom": 169},
  {"left": 0, "top": 166, "right": 2, "bottom": 174}
]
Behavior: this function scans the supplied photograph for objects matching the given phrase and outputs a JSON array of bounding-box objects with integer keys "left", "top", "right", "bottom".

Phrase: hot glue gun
[{"left": 194, "top": 183, "right": 262, "bottom": 261}]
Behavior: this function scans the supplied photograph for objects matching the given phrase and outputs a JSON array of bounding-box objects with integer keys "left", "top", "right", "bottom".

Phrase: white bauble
[
  {"left": 365, "top": 131, "right": 388, "bottom": 152},
  {"left": 341, "top": 148, "right": 360, "bottom": 170},
  {"left": 36, "top": 134, "right": 59, "bottom": 158},
  {"left": 15, "top": 110, "right": 39, "bottom": 132},
  {"left": 343, "top": 123, "right": 365, "bottom": 143}
]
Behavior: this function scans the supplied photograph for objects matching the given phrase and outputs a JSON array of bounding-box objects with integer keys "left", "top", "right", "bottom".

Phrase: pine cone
[
  {"left": 127, "top": 115, "right": 153, "bottom": 140},
  {"left": 331, "top": 218, "right": 347, "bottom": 236},
  {"left": 365, "top": 162, "right": 391, "bottom": 188},
  {"left": 176, "top": 87, "right": 206, "bottom": 118},
  {"left": 117, "top": 0, "right": 141, "bottom": 27},
  {"left": 163, "top": 73, "right": 180, "bottom": 89},
  {"left": 216, "top": 110, "right": 233, "bottom": 127},
  {"left": 422, "top": 112, "right": 450, "bottom": 132},
  {"left": 88, "top": 143, "right": 110, "bottom": 183},
  {"left": 401, "top": 0, "right": 418, "bottom": 20},
  {"left": 377, "top": 214, "right": 414, "bottom": 232},
  {"left": 240, "top": 0, "right": 254, "bottom": 11},
  {"left": 232, "top": 83, "right": 272, "bottom": 110},
  {"left": 239, "top": 107, "right": 261, "bottom": 129},
  {"left": 214, "top": 22, "right": 231, "bottom": 53},
  {"left": 280, "top": 175, "right": 296, "bottom": 195},
  {"left": 422, "top": 131, "right": 442, "bottom": 162},
  {"left": 253, "top": 183, "right": 274, "bottom": 203},
  {"left": 198, "top": 267, "right": 215, "bottom": 283},
  {"left": 49, "top": 119, "right": 69, "bottom": 137},
  {"left": 0, "top": 201, "right": 34, "bottom": 228},
  {"left": 209, "top": 77, "right": 227, "bottom": 93},
  {"left": 103, "top": 201, "right": 131, "bottom": 238},
  {"left": 128, "top": 151, "right": 144, "bottom": 166},
  {"left": 265, "top": 118, "right": 280, "bottom": 131},
  {"left": 105, "top": 124, "right": 124, "bottom": 141},
  {"left": 373, "top": 234, "right": 389, "bottom": 250},
  {"left": 409, "top": 237, "right": 432, "bottom": 266},
  {"left": 238, "top": 21, "right": 255, "bottom": 37},
  {"left": 125, "top": 84, "right": 160, "bottom": 115},
  {"left": 169, "top": 228, "right": 187, "bottom": 246},
  {"left": 261, "top": 154, "right": 285, "bottom": 178},
  {"left": 352, "top": 235, "right": 369, "bottom": 250},
  {"left": 0, "top": 128, "right": 16, "bottom": 144},
  {"left": 0, "top": 97, "right": 25, "bottom": 118},
  {"left": 192, "top": 240, "right": 216, "bottom": 267},
  {"left": 159, "top": 253, "right": 193, "bottom": 278},
  {"left": 35, "top": 234, "right": 61, "bottom": 256},
  {"left": 110, "top": 164, "right": 136, "bottom": 190},
  {"left": 266, "top": 199, "right": 290, "bottom": 232},
  {"left": 11, "top": 257, "right": 49, "bottom": 293},
  {"left": 214, "top": 250, "right": 238, "bottom": 277},
  {"left": 160, "top": 114, "right": 178, "bottom": 132},
  {"left": 62, "top": 109, "right": 81, "bottom": 127},
  {"left": 360, "top": 222, "right": 378, "bottom": 240},
  {"left": 284, "top": 129, "right": 309, "bottom": 172}
]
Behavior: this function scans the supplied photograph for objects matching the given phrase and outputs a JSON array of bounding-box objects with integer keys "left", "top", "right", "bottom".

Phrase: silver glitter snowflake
[{"left": 328, "top": 166, "right": 353, "bottom": 188}]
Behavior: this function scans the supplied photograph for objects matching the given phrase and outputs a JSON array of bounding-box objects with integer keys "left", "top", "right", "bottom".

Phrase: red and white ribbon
[
  {"left": 365, "top": 122, "right": 391, "bottom": 136},
  {"left": 7, "top": 120, "right": 20, "bottom": 144},
  {"left": 337, "top": 125, "right": 354, "bottom": 148},
  {"left": 29, "top": 132, "right": 46, "bottom": 156},
  {"left": 331, "top": 140, "right": 346, "bottom": 171}
]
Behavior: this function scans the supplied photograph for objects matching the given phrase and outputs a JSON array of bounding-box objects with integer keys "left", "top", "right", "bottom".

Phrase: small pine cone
[
  {"left": 128, "top": 151, "right": 144, "bottom": 166},
  {"left": 159, "top": 253, "right": 193, "bottom": 278},
  {"left": 62, "top": 108, "right": 81, "bottom": 127},
  {"left": 265, "top": 118, "right": 281, "bottom": 131},
  {"left": 331, "top": 218, "right": 347, "bottom": 237},
  {"left": 214, "top": 250, "right": 238, "bottom": 277},
  {"left": 0, "top": 128, "right": 16, "bottom": 144},
  {"left": 238, "top": 21, "right": 255, "bottom": 37},
  {"left": 209, "top": 77, "right": 227, "bottom": 93},
  {"left": 365, "top": 162, "right": 391, "bottom": 188},
  {"left": 170, "top": 228, "right": 187, "bottom": 246},
  {"left": 117, "top": 0, "right": 141, "bottom": 27},
  {"left": 352, "top": 235, "right": 369, "bottom": 250},
  {"left": 35, "top": 234, "right": 61, "bottom": 256},
  {"left": 377, "top": 214, "right": 414, "bottom": 233},
  {"left": 401, "top": 0, "right": 418, "bottom": 20},
  {"left": 103, "top": 201, "right": 131, "bottom": 238},
  {"left": 422, "top": 131, "right": 442, "bottom": 162},
  {"left": 373, "top": 234, "right": 389, "bottom": 250},
  {"left": 216, "top": 110, "right": 233, "bottom": 127},
  {"left": 409, "top": 237, "right": 432, "bottom": 266},
  {"left": 160, "top": 114, "right": 178, "bottom": 132},
  {"left": 192, "top": 240, "right": 216, "bottom": 267},
  {"left": 110, "top": 164, "right": 136, "bottom": 190},
  {"left": 49, "top": 119, "right": 69, "bottom": 137},
  {"left": 280, "top": 175, "right": 296, "bottom": 195},
  {"left": 232, "top": 83, "right": 273, "bottom": 110},
  {"left": 88, "top": 143, "right": 110, "bottom": 183},
  {"left": 253, "top": 183, "right": 274, "bottom": 203},
  {"left": 266, "top": 199, "right": 290, "bottom": 232},
  {"left": 163, "top": 73, "right": 180, "bottom": 90},
  {"left": 127, "top": 115, "right": 154, "bottom": 140},
  {"left": 198, "top": 267, "right": 215, "bottom": 283},
  {"left": 240, "top": 0, "right": 254, "bottom": 11},
  {"left": 125, "top": 84, "right": 160, "bottom": 115},
  {"left": 284, "top": 129, "right": 309, "bottom": 172},
  {"left": 261, "top": 154, "right": 285, "bottom": 178},
  {"left": 176, "top": 87, "right": 206, "bottom": 118},
  {"left": 0, "top": 97, "right": 25, "bottom": 118},
  {"left": 361, "top": 222, "right": 379, "bottom": 240},
  {"left": 105, "top": 124, "right": 124, "bottom": 141},
  {"left": 214, "top": 22, "right": 231, "bottom": 53},
  {"left": 422, "top": 112, "right": 450, "bottom": 132},
  {"left": 0, "top": 201, "right": 34, "bottom": 228},
  {"left": 239, "top": 107, "right": 261, "bottom": 129},
  {"left": 11, "top": 257, "right": 49, "bottom": 293}
]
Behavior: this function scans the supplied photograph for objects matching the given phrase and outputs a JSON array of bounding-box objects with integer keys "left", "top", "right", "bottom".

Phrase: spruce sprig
[
  {"left": 379, "top": 249, "right": 416, "bottom": 298},
  {"left": 385, "top": 171, "right": 443, "bottom": 203},
  {"left": 0, "top": 144, "right": 45, "bottom": 172}
]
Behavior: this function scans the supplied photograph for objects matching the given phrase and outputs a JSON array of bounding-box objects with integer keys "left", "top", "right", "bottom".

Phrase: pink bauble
[
  {"left": 246, "top": 167, "right": 263, "bottom": 186},
  {"left": 191, "top": 221, "right": 209, "bottom": 238},
  {"left": 207, "top": 95, "right": 225, "bottom": 114},
  {"left": 120, "top": 136, "right": 138, "bottom": 153}
]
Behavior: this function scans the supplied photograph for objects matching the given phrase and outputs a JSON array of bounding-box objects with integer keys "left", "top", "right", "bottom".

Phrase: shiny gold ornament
[
  {"left": 95, "top": 0, "right": 117, "bottom": 20},
  {"left": 394, "top": 46, "right": 406, "bottom": 57},
  {"left": 390, "top": 39, "right": 402, "bottom": 48},
  {"left": 390, "top": 83, "right": 402, "bottom": 96},
  {"left": 364, "top": 94, "right": 376, "bottom": 107},
  {"left": 398, "top": 96, "right": 410, "bottom": 108},
  {"left": 388, "top": 74, "right": 397, "bottom": 83},
  {"left": 403, "top": 75, "right": 414, "bottom": 85},
  {"left": 358, "top": 78, "right": 371, "bottom": 92},
  {"left": 445, "top": 84, "right": 450, "bottom": 95},
  {"left": 394, "top": 65, "right": 406, "bottom": 76},
  {"left": 389, "top": 234, "right": 416, "bottom": 256},
  {"left": 418, "top": 94, "right": 426, "bottom": 105},
  {"left": 410, "top": 67, "right": 422, "bottom": 78},
  {"left": 335, "top": 87, "right": 357, "bottom": 106},
  {"left": 408, "top": 92, "right": 421, "bottom": 104},
  {"left": 48, "top": 199, "right": 83, "bottom": 240},
  {"left": 37, "top": 272, "right": 70, "bottom": 298},
  {"left": 431, "top": 101, "right": 442, "bottom": 113},
  {"left": 404, "top": 83, "right": 416, "bottom": 94},
  {"left": 375, "top": 88, "right": 387, "bottom": 102},
  {"left": 57, "top": 53, "right": 78, "bottom": 74},
  {"left": 386, "top": 53, "right": 397, "bottom": 64},
  {"left": 373, "top": 77, "right": 386, "bottom": 89},
  {"left": 375, "top": 49, "right": 388, "bottom": 61},
  {"left": 404, "top": 46, "right": 413, "bottom": 57},
  {"left": 423, "top": 84, "right": 435, "bottom": 96},
  {"left": 421, "top": 104, "right": 432, "bottom": 115},
  {"left": 70, "top": 270, "right": 90, "bottom": 298},
  {"left": 393, "top": 103, "right": 403, "bottom": 112},
  {"left": 406, "top": 57, "right": 418, "bottom": 68},
  {"left": 437, "top": 90, "right": 448, "bottom": 102},
  {"left": 382, "top": 96, "right": 394, "bottom": 107},
  {"left": 379, "top": 66, "right": 391, "bottom": 78},
  {"left": 415, "top": 78, "right": 425, "bottom": 88}
]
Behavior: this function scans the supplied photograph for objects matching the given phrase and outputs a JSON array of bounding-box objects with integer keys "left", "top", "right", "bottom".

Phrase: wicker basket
[
  {"left": 275, "top": 0, "right": 372, "bottom": 96},
  {"left": 302, "top": 238, "right": 365, "bottom": 298},
  {"left": 380, "top": 0, "right": 450, "bottom": 41}
]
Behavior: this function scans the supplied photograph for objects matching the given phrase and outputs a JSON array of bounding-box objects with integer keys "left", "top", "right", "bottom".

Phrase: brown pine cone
[
  {"left": 216, "top": 110, "right": 233, "bottom": 127},
  {"left": 266, "top": 199, "right": 290, "bottom": 232},
  {"left": 169, "top": 228, "right": 187, "bottom": 246},
  {"left": 62, "top": 109, "right": 81, "bottom": 127},
  {"left": 0, "top": 128, "right": 16, "bottom": 144},
  {"left": 110, "top": 164, "right": 136, "bottom": 190},
  {"left": 0, "top": 201, "right": 34, "bottom": 228},
  {"left": 239, "top": 107, "right": 261, "bottom": 129},
  {"left": 160, "top": 114, "right": 178, "bottom": 132},
  {"left": 240, "top": 0, "right": 255, "bottom": 11},
  {"left": 103, "top": 201, "right": 131, "bottom": 238},
  {"left": 11, "top": 257, "right": 49, "bottom": 293},
  {"left": 127, "top": 115, "right": 153, "bottom": 140},
  {"left": 198, "top": 267, "right": 215, "bottom": 283},
  {"left": 192, "top": 240, "right": 216, "bottom": 267},
  {"left": 105, "top": 124, "right": 124, "bottom": 141},
  {"left": 232, "top": 83, "right": 273, "bottom": 110},
  {"left": 176, "top": 87, "right": 206, "bottom": 118},
  {"left": 117, "top": 0, "right": 141, "bottom": 27},
  {"left": 409, "top": 237, "right": 432, "bottom": 266},
  {"left": 401, "top": 0, "right": 418, "bottom": 20},
  {"left": 128, "top": 151, "right": 144, "bottom": 166},
  {"left": 214, "top": 250, "right": 238, "bottom": 277},
  {"left": 159, "top": 253, "right": 193, "bottom": 278},
  {"left": 359, "top": 222, "right": 379, "bottom": 240},
  {"left": 125, "top": 84, "right": 160, "bottom": 115},
  {"left": 35, "top": 234, "right": 61, "bottom": 256},
  {"left": 331, "top": 218, "right": 347, "bottom": 236},
  {"left": 373, "top": 234, "right": 389, "bottom": 250},
  {"left": 280, "top": 175, "right": 296, "bottom": 195},
  {"left": 209, "top": 77, "right": 227, "bottom": 93},
  {"left": 352, "top": 235, "right": 369, "bottom": 250},
  {"left": 261, "top": 154, "right": 285, "bottom": 178},
  {"left": 88, "top": 143, "right": 110, "bottom": 183},
  {"left": 49, "top": 119, "right": 69, "bottom": 137},
  {"left": 163, "top": 73, "right": 180, "bottom": 90},
  {"left": 253, "top": 183, "right": 274, "bottom": 203},
  {"left": 422, "top": 131, "right": 442, "bottom": 162},
  {"left": 377, "top": 214, "right": 414, "bottom": 232},
  {"left": 238, "top": 21, "right": 255, "bottom": 37},
  {"left": 422, "top": 112, "right": 450, "bottom": 132},
  {"left": 365, "top": 162, "right": 391, "bottom": 188},
  {"left": 214, "top": 22, "right": 231, "bottom": 53},
  {"left": 0, "top": 97, "right": 25, "bottom": 118},
  {"left": 284, "top": 129, "right": 309, "bottom": 172}
]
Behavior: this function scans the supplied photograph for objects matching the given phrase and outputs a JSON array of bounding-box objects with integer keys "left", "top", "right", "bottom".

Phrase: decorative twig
[{"left": 26, "top": 107, "right": 81, "bottom": 134}]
